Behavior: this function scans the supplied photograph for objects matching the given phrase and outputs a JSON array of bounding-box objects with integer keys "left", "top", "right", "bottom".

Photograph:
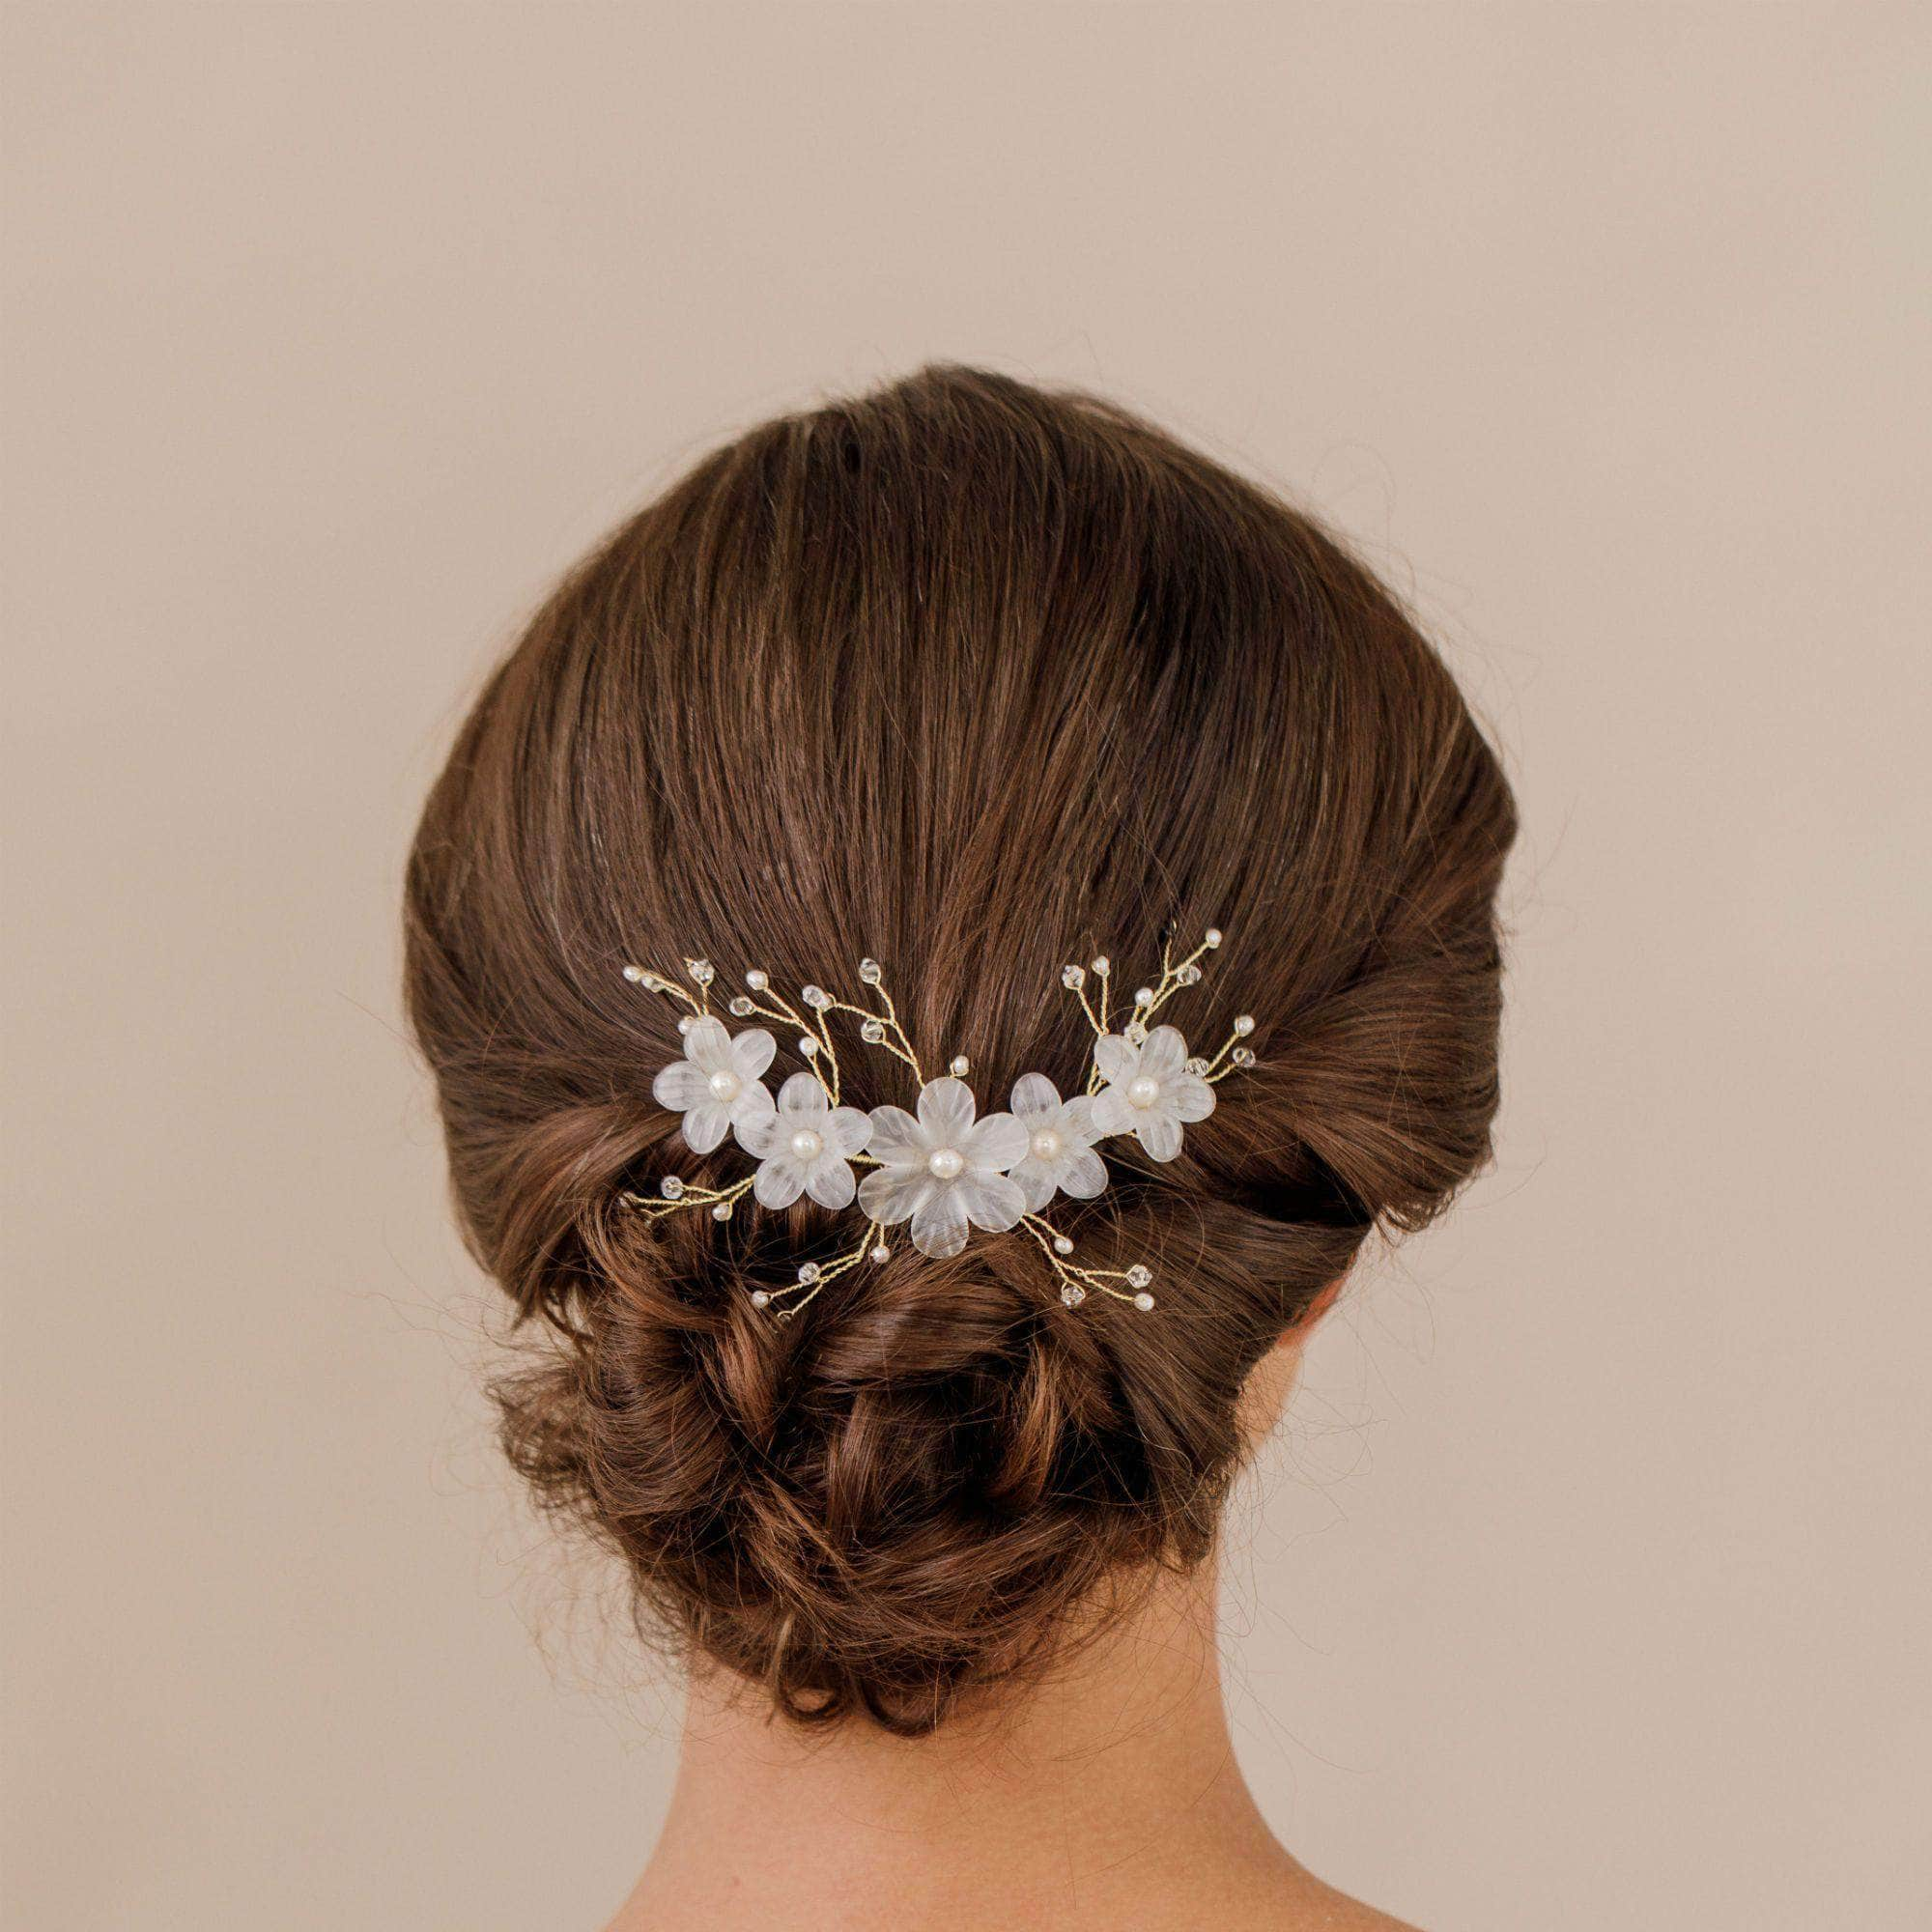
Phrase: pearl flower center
[
  {"left": 927, "top": 1147, "right": 965, "bottom": 1180},
  {"left": 708, "top": 1068, "right": 742, "bottom": 1101},
  {"left": 788, "top": 1126, "right": 824, "bottom": 1162},
  {"left": 1030, "top": 1127, "right": 1063, "bottom": 1160},
  {"left": 1126, "top": 1074, "right": 1161, "bottom": 1109}
]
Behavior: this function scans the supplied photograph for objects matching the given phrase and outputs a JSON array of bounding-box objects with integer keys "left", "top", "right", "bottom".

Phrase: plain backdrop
[{"left": 4, "top": 6, "right": 1928, "bottom": 1929}]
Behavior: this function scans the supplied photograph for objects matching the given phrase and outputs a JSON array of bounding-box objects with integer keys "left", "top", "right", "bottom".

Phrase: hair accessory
[{"left": 618, "top": 930, "right": 1260, "bottom": 1317}]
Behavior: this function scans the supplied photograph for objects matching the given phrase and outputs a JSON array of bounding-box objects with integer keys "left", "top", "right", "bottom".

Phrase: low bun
[{"left": 406, "top": 366, "right": 1515, "bottom": 1733}]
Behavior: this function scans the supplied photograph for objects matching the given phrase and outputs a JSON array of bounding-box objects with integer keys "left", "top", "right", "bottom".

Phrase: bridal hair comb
[{"left": 618, "top": 929, "right": 1260, "bottom": 1317}]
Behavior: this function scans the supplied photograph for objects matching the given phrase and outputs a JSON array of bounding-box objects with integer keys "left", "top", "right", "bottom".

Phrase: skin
[{"left": 605, "top": 1287, "right": 1415, "bottom": 1932}]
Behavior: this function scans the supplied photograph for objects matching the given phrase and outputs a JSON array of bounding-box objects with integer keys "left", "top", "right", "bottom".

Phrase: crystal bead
[
  {"left": 1060, "top": 1283, "right": 1087, "bottom": 1308},
  {"left": 858, "top": 1018, "right": 883, "bottom": 1043},
  {"left": 1124, "top": 1020, "right": 1147, "bottom": 1045},
  {"left": 728, "top": 996, "right": 753, "bottom": 1016},
  {"left": 802, "top": 984, "right": 830, "bottom": 1009},
  {"left": 1125, "top": 1264, "right": 1151, "bottom": 1289},
  {"left": 949, "top": 1055, "right": 970, "bottom": 1076},
  {"left": 1178, "top": 963, "right": 1202, "bottom": 985},
  {"left": 1185, "top": 1057, "right": 1208, "bottom": 1075},
  {"left": 659, "top": 1177, "right": 685, "bottom": 1200},
  {"left": 750, "top": 1289, "right": 771, "bottom": 1309},
  {"left": 1090, "top": 955, "right": 1111, "bottom": 976},
  {"left": 1232, "top": 1046, "right": 1256, "bottom": 1067},
  {"left": 1234, "top": 1014, "right": 1255, "bottom": 1036},
  {"left": 745, "top": 969, "right": 769, "bottom": 991},
  {"left": 1061, "top": 964, "right": 1086, "bottom": 989},
  {"left": 859, "top": 958, "right": 882, "bottom": 984},
  {"left": 797, "top": 1262, "right": 821, "bottom": 1285},
  {"left": 687, "top": 958, "right": 715, "bottom": 985},
  {"left": 1204, "top": 928, "right": 1223, "bottom": 948},
  {"left": 1133, "top": 1292, "right": 1156, "bottom": 1312},
  {"left": 1053, "top": 1236, "right": 1073, "bottom": 1255}
]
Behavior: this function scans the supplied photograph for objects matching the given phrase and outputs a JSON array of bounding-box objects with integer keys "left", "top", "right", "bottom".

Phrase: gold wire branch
[
  {"left": 763, "top": 1219, "right": 889, "bottom": 1321},
  {"left": 1019, "top": 1212, "right": 1156, "bottom": 1309},
  {"left": 620, "top": 1174, "right": 754, "bottom": 1223}
]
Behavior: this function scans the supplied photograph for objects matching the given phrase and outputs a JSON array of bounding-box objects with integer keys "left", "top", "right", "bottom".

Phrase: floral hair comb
[{"left": 619, "top": 929, "right": 1259, "bottom": 1317}]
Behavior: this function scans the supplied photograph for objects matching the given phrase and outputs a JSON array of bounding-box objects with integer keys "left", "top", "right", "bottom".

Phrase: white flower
[
  {"left": 857, "top": 1076, "right": 1029, "bottom": 1259},
  {"left": 651, "top": 1015, "right": 777, "bottom": 1153},
  {"left": 733, "top": 1072, "right": 873, "bottom": 1210},
  {"left": 1090, "top": 1025, "right": 1214, "bottom": 1161},
  {"left": 1006, "top": 1073, "right": 1107, "bottom": 1212}
]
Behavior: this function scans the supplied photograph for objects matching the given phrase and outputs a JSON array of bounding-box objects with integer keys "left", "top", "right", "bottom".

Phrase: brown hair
[{"left": 404, "top": 365, "right": 1516, "bottom": 1735}]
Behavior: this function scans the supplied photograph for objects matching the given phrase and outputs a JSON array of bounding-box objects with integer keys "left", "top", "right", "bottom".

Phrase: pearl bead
[
  {"left": 949, "top": 1054, "right": 970, "bottom": 1076},
  {"left": 1127, "top": 1074, "right": 1161, "bottom": 1108},
  {"left": 1204, "top": 928, "right": 1223, "bottom": 948},
  {"left": 1030, "top": 1127, "right": 1063, "bottom": 1160},
  {"left": 1053, "top": 1236, "right": 1074, "bottom": 1255},
  {"left": 745, "top": 969, "right": 769, "bottom": 991},
  {"left": 708, "top": 1068, "right": 741, "bottom": 1100},
  {"left": 750, "top": 1290, "right": 771, "bottom": 1309},
  {"left": 869, "top": 1243, "right": 890, "bottom": 1264},
  {"left": 622, "top": 963, "right": 646, "bottom": 982},
  {"left": 788, "top": 1127, "right": 823, "bottom": 1162},
  {"left": 1134, "top": 1292, "right": 1156, "bottom": 1312},
  {"left": 927, "top": 1147, "right": 965, "bottom": 1180}
]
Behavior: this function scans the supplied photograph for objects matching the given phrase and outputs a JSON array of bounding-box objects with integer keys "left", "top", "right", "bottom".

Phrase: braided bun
[{"left": 404, "top": 366, "right": 1514, "bottom": 1734}]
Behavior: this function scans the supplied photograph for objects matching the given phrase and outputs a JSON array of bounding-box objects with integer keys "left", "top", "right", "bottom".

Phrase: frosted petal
[
  {"left": 963, "top": 1110, "right": 1028, "bottom": 1173},
  {"left": 1169, "top": 1071, "right": 1216, "bottom": 1124},
  {"left": 777, "top": 1071, "right": 828, "bottom": 1120},
  {"left": 729, "top": 1028, "right": 778, "bottom": 1081},
  {"left": 916, "top": 1076, "right": 977, "bottom": 1146},
  {"left": 1093, "top": 1034, "right": 1139, "bottom": 1086},
  {"left": 1009, "top": 1072, "right": 1061, "bottom": 1124},
  {"left": 652, "top": 1061, "right": 708, "bottom": 1111},
  {"left": 910, "top": 1186, "right": 970, "bottom": 1258},
  {"left": 1136, "top": 1111, "right": 1183, "bottom": 1162},
  {"left": 826, "top": 1106, "right": 873, "bottom": 1156},
  {"left": 1091, "top": 1088, "right": 1135, "bottom": 1138},
  {"left": 1059, "top": 1094, "right": 1098, "bottom": 1147},
  {"left": 804, "top": 1156, "right": 856, "bottom": 1210},
  {"left": 1009, "top": 1155, "right": 1057, "bottom": 1213},
  {"left": 753, "top": 1156, "right": 806, "bottom": 1209},
  {"left": 1060, "top": 1149, "right": 1108, "bottom": 1199},
  {"left": 859, "top": 1165, "right": 932, "bottom": 1226},
  {"left": 681, "top": 1100, "right": 732, "bottom": 1154},
  {"left": 683, "top": 1016, "right": 733, "bottom": 1073},
  {"left": 1139, "top": 1025, "right": 1188, "bottom": 1080},
  {"left": 865, "top": 1105, "right": 926, "bottom": 1168},
  {"left": 955, "top": 1171, "right": 1025, "bottom": 1233},
  {"left": 734, "top": 1107, "right": 781, "bottom": 1158}
]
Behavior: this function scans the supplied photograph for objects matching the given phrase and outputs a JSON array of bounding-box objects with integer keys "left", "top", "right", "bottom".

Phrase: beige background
[{"left": 5, "top": 6, "right": 1928, "bottom": 1928}]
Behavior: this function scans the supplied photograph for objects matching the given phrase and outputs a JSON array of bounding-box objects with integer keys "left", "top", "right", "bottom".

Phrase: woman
[{"left": 405, "top": 365, "right": 1515, "bottom": 1930}]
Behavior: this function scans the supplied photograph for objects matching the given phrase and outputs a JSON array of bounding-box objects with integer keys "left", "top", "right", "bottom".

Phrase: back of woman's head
[{"left": 404, "top": 365, "right": 1516, "bottom": 1735}]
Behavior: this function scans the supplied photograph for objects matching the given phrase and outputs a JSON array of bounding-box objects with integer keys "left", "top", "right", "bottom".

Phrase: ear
[{"left": 1275, "top": 1274, "right": 1345, "bottom": 1350}]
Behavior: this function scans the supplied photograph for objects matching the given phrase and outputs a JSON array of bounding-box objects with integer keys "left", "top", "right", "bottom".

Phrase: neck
[{"left": 610, "top": 1562, "right": 1298, "bottom": 1931}]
